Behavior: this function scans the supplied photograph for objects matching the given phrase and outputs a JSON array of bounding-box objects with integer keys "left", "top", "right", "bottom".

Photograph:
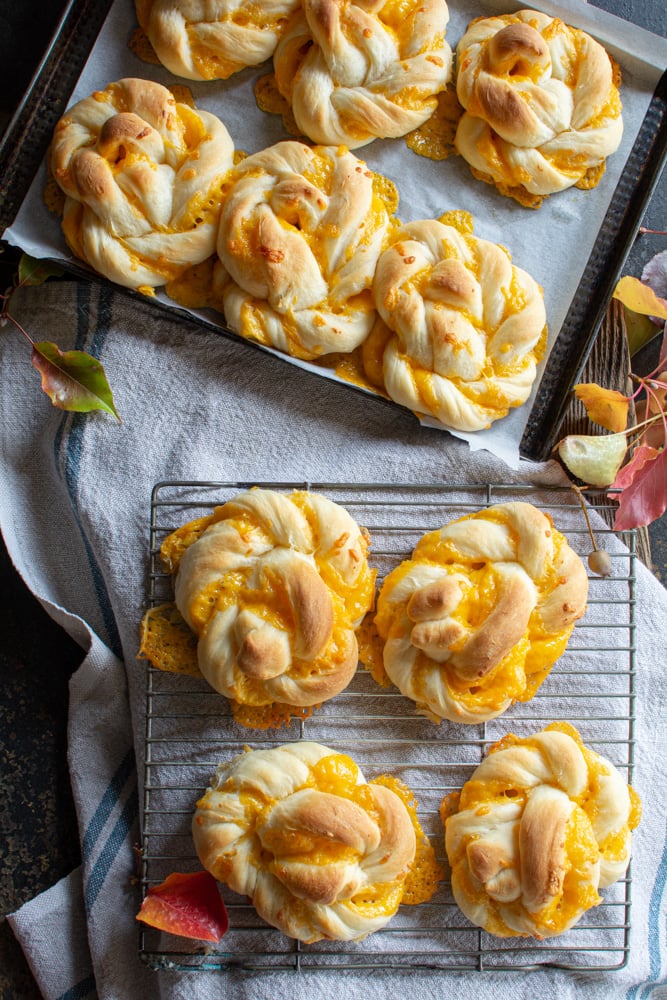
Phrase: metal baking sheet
[{"left": 0, "top": 0, "right": 666, "bottom": 463}]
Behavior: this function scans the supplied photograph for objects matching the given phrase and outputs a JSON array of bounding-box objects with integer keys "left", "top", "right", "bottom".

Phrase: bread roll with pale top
[
  {"left": 49, "top": 78, "right": 234, "bottom": 291},
  {"left": 272, "top": 0, "right": 452, "bottom": 149},
  {"left": 373, "top": 502, "right": 588, "bottom": 723},
  {"left": 163, "top": 488, "right": 375, "bottom": 709},
  {"left": 442, "top": 722, "right": 642, "bottom": 938},
  {"left": 215, "top": 140, "right": 395, "bottom": 360},
  {"left": 135, "top": 0, "right": 300, "bottom": 80},
  {"left": 368, "top": 216, "right": 546, "bottom": 431},
  {"left": 193, "top": 742, "right": 418, "bottom": 941},
  {"left": 454, "top": 10, "right": 623, "bottom": 201}
]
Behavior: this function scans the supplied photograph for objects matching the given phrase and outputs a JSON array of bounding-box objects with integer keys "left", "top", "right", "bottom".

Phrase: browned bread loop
[
  {"left": 273, "top": 0, "right": 452, "bottom": 148},
  {"left": 443, "top": 723, "right": 642, "bottom": 938},
  {"left": 454, "top": 10, "right": 623, "bottom": 198},
  {"left": 49, "top": 78, "right": 234, "bottom": 291},
  {"left": 369, "top": 217, "right": 546, "bottom": 431},
  {"left": 192, "top": 742, "right": 417, "bottom": 941},
  {"left": 374, "top": 502, "right": 588, "bottom": 723},
  {"left": 170, "top": 488, "right": 376, "bottom": 708},
  {"left": 215, "top": 140, "right": 395, "bottom": 359},
  {"left": 135, "top": 0, "right": 300, "bottom": 81}
]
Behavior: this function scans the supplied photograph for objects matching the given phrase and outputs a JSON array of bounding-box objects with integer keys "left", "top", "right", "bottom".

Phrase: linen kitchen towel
[{"left": 2, "top": 281, "right": 666, "bottom": 1000}]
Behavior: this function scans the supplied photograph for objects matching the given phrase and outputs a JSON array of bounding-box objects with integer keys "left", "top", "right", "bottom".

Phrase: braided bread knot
[
  {"left": 443, "top": 723, "right": 641, "bottom": 938},
  {"left": 172, "top": 488, "right": 375, "bottom": 707},
  {"left": 193, "top": 742, "right": 417, "bottom": 941},
  {"left": 49, "top": 78, "right": 234, "bottom": 290},
  {"left": 273, "top": 0, "right": 453, "bottom": 148},
  {"left": 216, "top": 141, "right": 394, "bottom": 359},
  {"left": 454, "top": 10, "right": 623, "bottom": 197},
  {"left": 135, "top": 0, "right": 300, "bottom": 81},
  {"left": 370, "top": 218, "right": 546, "bottom": 431},
  {"left": 374, "top": 502, "right": 588, "bottom": 723}
]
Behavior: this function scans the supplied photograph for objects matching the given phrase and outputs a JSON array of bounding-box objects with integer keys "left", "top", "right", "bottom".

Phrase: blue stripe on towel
[
  {"left": 56, "top": 973, "right": 97, "bottom": 1000},
  {"left": 627, "top": 821, "right": 667, "bottom": 998},
  {"left": 53, "top": 283, "right": 122, "bottom": 657},
  {"left": 85, "top": 780, "right": 139, "bottom": 915},
  {"left": 82, "top": 747, "right": 136, "bottom": 860}
]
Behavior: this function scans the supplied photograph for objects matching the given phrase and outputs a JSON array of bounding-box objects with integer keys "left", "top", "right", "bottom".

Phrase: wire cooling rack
[{"left": 138, "top": 481, "right": 637, "bottom": 974}]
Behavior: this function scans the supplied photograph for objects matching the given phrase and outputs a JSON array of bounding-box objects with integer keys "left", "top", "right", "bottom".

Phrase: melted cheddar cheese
[
  {"left": 232, "top": 750, "right": 440, "bottom": 915},
  {"left": 139, "top": 495, "right": 375, "bottom": 726},
  {"left": 443, "top": 722, "right": 641, "bottom": 938}
]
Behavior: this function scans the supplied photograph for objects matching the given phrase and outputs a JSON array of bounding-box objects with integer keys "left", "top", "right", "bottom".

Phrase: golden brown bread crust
[
  {"left": 136, "top": 0, "right": 300, "bottom": 80},
  {"left": 192, "top": 742, "right": 417, "bottom": 941},
  {"left": 368, "top": 217, "right": 546, "bottom": 431},
  {"left": 454, "top": 9, "right": 623, "bottom": 198},
  {"left": 214, "top": 140, "right": 395, "bottom": 360},
  {"left": 443, "top": 723, "right": 641, "bottom": 938},
  {"left": 49, "top": 78, "right": 234, "bottom": 291},
  {"left": 374, "top": 502, "right": 588, "bottom": 723},
  {"left": 170, "top": 488, "right": 376, "bottom": 708},
  {"left": 272, "top": 0, "right": 452, "bottom": 148}
]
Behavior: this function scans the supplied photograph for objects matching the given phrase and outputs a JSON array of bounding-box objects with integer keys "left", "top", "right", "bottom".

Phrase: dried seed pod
[{"left": 588, "top": 548, "right": 613, "bottom": 577}]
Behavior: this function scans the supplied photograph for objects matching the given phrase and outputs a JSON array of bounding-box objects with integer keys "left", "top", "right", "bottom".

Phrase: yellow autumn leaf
[
  {"left": 557, "top": 432, "right": 628, "bottom": 488},
  {"left": 612, "top": 275, "right": 667, "bottom": 320},
  {"left": 574, "top": 383, "right": 629, "bottom": 432}
]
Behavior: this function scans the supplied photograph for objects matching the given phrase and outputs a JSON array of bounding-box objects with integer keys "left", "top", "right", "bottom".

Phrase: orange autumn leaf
[
  {"left": 613, "top": 275, "right": 667, "bottom": 320},
  {"left": 574, "top": 383, "right": 629, "bottom": 432}
]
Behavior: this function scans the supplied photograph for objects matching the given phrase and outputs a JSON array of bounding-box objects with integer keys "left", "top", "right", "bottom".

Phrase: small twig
[
  {"left": 0, "top": 288, "right": 35, "bottom": 345},
  {"left": 571, "top": 484, "right": 596, "bottom": 550},
  {"left": 570, "top": 484, "right": 612, "bottom": 576}
]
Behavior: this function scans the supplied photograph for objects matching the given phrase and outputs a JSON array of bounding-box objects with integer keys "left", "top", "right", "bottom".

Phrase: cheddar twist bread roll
[
  {"left": 373, "top": 502, "right": 588, "bottom": 724},
  {"left": 193, "top": 742, "right": 417, "bottom": 942},
  {"left": 454, "top": 10, "right": 623, "bottom": 200},
  {"left": 49, "top": 78, "right": 234, "bottom": 292},
  {"left": 369, "top": 217, "right": 546, "bottom": 431},
  {"left": 442, "top": 723, "right": 642, "bottom": 938},
  {"left": 272, "top": 0, "right": 452, "bottom": 149},
  {"left": 135, "top": 0, "right": 300, "bottom": 81},
  {"left": 215, "top": 140, "right": 395, "bottom": 359},
  {"left": 169, "top": 488, "right": 375, "bottom": 708}
]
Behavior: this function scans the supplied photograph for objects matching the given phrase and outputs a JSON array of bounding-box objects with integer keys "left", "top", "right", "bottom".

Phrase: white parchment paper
[{"left": 4, "top": 0, "right": 667, "bottom": 466}]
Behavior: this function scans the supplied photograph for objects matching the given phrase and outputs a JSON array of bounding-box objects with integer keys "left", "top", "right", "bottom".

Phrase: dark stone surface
[
  {"left": 0, "top": 536, "right": 83, "bottom": 1000},
  {"left": 0, "top": 1, "right": 665, "bottom": 997}
]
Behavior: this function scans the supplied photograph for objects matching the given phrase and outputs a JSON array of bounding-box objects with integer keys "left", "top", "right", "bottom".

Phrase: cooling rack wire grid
[{"left": 138, "top": 481, "right": 637, "bottom": 973}]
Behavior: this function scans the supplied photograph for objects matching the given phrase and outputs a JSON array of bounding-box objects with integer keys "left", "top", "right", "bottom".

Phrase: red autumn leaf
[
  {"left": 610, "top": 444, "right": 661, "bottom": 491},
  {"left": 136, "top": 871, "right": 229, "bottom": 942},
  {"left": 574, "top": 383, "right": 629, "bottom": 432},
  {"left": 612, "top": 446, "right": 667, "bottom": 531},
  {"left": 635, "top": 379, "right": 667, "bottom": 451}
]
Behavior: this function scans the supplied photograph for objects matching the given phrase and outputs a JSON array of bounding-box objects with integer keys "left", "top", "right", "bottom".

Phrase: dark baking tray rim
[{"left": 0, "top": 0, "right": 666, "bottom": 462}]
